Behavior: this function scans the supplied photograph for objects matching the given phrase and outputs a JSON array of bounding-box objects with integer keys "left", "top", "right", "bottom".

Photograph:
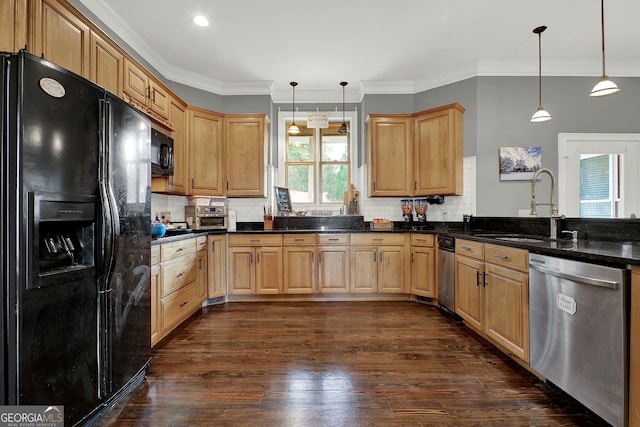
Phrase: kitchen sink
[{"left": 493, "top": 236, "right": 546, "bottom": 244}]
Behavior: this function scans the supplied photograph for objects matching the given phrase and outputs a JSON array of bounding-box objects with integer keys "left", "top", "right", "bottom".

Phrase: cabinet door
[
  {"left": 228, "top": 247, "right": 255, "bottom": 295},
  {"left": 350, "top": 246, "right": 378, "bottom": 293},
  {"left": 1, "top": 0, "right": 27, "bottom": 53},
  {"left": 283, "top": 246, "right": 315, "bottom": 294},
  {"left": 189, "top": 107, "right": 224, "bottom": 195},
  {"left": 484, "top": 263, "right": 529, "bottom": 362},
  {"left": 123, "top": 58, "right": 149, "bottom": 106},
  {"left": 411, "top": 246, "right": 435, "bottom": 297},
  {"left": 368, "top": 115, "right": 413, "bottom": 196},
  {"left": 207, "top": 235, "right": 227, "bottom": 298},
  {"left": 168, "top": 97, "right": 188, "bottom": 193},
  {"left": 378, "top": 245, "right": 406, "bottom": 293},
  {"left": 255, "top": 247, "right": 282, "bottom": 294},
  {"left": 196, "top": 250, "right": 207, "bottom": 303},
  {"left": 149, "top": 80, "right": 169, "bottom": 119},
  {"left": 150, "top": 264, "right": 161, "bottom": 347},
  {"left": 89, "top": 31, "right": 123, "bottom": 96},
  {"left": 454, "top": 255, "right": 484, "bottom": 331},
  {"left": 414, "top": 104, "right": 464, "bottom": 196},
  {"left": 317, "top": 246, "right": 350, "bottom": 293},
  {"left": 31, "top": 0, "right": 90, "bottom": 77},
  {"left": 225, "top": 115, "right": 267, "bottom": 197}
]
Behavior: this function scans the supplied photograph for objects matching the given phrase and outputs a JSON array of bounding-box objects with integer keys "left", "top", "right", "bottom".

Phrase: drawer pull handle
[
  {"left": 176, "top": 271, "right": 186, "bottom": 277},
  {"left": 176, "top": 248, "right": 183, "bottom": 252},
  {"left": 494, "top": 255, "right": 509, "bottom": 260},
  {"left": 417, "top": 238, "right": 427, "bottom": 243},
  {"left": 294, "top": 238, "right": 304, "bottom": 242},
  {"left": 462, "top": 246, "right": 473, "bottom": 251},
  {"left": 250, "top": 239, "right": 260, "bottom": 243},
  {"left": 328, "top": 238, "right": 339, "bottom": 241},
  {"left": 180, "top": 301, "right": 189, "bottom": 308},
  {"left": 373, "top": 238, "right": 383, "bottom": 242}
]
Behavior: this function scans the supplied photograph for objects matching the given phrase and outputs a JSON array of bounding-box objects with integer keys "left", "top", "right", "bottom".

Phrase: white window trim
[
  {"left": 558, "top": 132, "right": 640, "bottom": 218},
  {"left": 276, "top": 110, "right": 359, "bottom": 206}
]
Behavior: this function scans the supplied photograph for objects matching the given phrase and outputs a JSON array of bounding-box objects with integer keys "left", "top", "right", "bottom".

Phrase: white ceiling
[{"left": 76, "top": 0, "right": 640, "bottom": 103}]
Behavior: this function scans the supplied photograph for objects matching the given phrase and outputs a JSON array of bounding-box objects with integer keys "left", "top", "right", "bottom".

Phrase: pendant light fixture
[
  {"left": 590, "top": 0, "right": 620, "bottom": 97},
  {"left": 337, "top": 81, "right": 348, "bottom": 134},
  {"left": 288, "top": 82, "right": 300, "bottom": 135},
  {"left": 530, "top": 26, "right": 551, "bottom": 123}
]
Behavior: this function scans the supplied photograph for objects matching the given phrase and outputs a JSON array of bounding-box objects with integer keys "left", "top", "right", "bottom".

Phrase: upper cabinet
[
  {"left": 89, "top": 31, "right": 123, "bottom": 96},
  {"left": 413, "top": 103, "right": 464, "bottom": 196},
  {"left": 123, "top": 58, "right": 170, "bottom": 121},
  {"left": 1, "top": 0, "right": 27, "bottom": 53},
  {"left": 188, "top": 107, "right": 224, "bottom": 196},
  {"left": 367, "top": 115, "right": 413, "bottom": 197},
  {"left": 30, "top": 0, "right": 90, "bottom": 77},
  {"left": 367, "top": 104, "right": 464, "bottom": 197},
  {"left": 224, "top": 114, "right": 268, "bottom": 197},
  {"left": 152, "top": 96, "right": 189, "bottom": 194}
]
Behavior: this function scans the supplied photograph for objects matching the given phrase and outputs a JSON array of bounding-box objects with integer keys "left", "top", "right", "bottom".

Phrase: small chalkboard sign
[{"left": 275, "top": 187, "right": 292, "bottom": 213}]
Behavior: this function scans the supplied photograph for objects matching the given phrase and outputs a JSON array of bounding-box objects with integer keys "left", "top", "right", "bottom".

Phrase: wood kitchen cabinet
[
  {"left": 410, "top": 234, "right": 436, "bottom": 298},
  {"left": 188, "top": 107, "right": 224, "bottom": 196},
  {"left": 367, "top": 115, "right": 413, "bottom": 196},
  {"left": 1, "top": 0, "right": 27, "bottom": 53},
  {"left": 413, "top": 103, "right": 464, "bottom": 196},
  {"left": 30, "top": 0, "right": 90, "bottom": 77},
  {"left": 150, "top": 245, "right": 161, "bottom": 347},
  {"left": 455, "top": 239, "right": 530, "bottom": 362},
  {"left": 152, "top": 96, "right": 189, "bottom": 194},
  {"left": 123, "top": 58, "right": 169, "bottom": 120},
  {"left": 196, "top": 236, "right": 208, "bottom": 303},
  {"left": 89, "top": 30, "right": 123, "bottom": 96},
  {"left": 351, "top": 233, "right": 409, "bottom": 293},
  {"left": 317, "top": 234, "right": 350, "bottom": 294},
  {"left": 228, "top": 234, "right": 282, "bottom": 295},
  {"left": 224, "top": 114, "right": 268, "bottom": 197},
  {"left": 207, "top": 234, "right": 227, "bottom": 299},
  {"left": 283, "top": 234, "right": 317, "bottom": 294}
]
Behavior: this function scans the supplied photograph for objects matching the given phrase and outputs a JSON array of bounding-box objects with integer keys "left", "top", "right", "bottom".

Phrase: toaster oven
[{"left": 185, "top": 206, "right": 228, "bottom": 230}]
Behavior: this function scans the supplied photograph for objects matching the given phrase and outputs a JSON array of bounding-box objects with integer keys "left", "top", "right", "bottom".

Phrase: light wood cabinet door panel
[
  {"left": 1, "top": 0, "right": 27, "bottom": 53},
  {"left": 283, "top": 247, "right": 315, "bottom": 294},
  {"left": 89, "top": 31, "right": 122, "bottom": 96},
  {"left": 189, "top": 107, "right": 224, "bottom": 196},
  {"left": 32, "top": 0, "right": 90, "bottom": 77},
  {"left": 150, "top": 264, "right": 160, "bottom": 347},
  {"left": 123, "top": 58, "right": 148, "bottom": 105},
  {"left": 255, "top": 247, "right": 282, "bottom": 294},
  {"left": 411, "top": 246, "right": 435, "bottom": 297},
  {"left": 225, "top": 115, "right": 267, "bottom": 197},
  {"left": 196, "top": 250, "right": 207, "bottom": 303},
  {"left": 228, "top": 247, "right": 255, "bottom": 295},
  {"left": 455, "top": 254, "right": 484, "bottom": 331},
  {"left": 317, "top": 246, "right": 350, "bottom": 293},
  {"left": 367, "top": 115, "right": 413, "bottom": 196},
  {"left": 378, "top": 246, "right": 406, "bottom": 293},
  {"left": 351, "top": 246, "right": 378, "bottom": 293},
  {"left": 207, "top": 235, "right": 227, "bottom": 298}
]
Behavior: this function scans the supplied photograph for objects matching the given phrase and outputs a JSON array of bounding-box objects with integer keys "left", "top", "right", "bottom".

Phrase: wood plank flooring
[{"left": 94, "top": 302, "right": 609, "bottom": 426}]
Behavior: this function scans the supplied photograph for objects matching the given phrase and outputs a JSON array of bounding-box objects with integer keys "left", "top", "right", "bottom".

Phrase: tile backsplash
[{"left": 151, "top": 156, "right": 477, "bottom": 224}]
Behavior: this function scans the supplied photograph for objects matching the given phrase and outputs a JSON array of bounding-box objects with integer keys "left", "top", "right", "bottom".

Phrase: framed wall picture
[
  {"left": 499, "top": 146, "right": 542, "bottom": 180},
  {"left": 274, "top": 187, "right": 292, "bottom": 213}
]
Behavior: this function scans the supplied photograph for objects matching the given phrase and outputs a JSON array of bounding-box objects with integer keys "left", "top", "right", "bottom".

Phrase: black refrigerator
[{"left": 0, "top": 51, "right": 151, "bottom": 426}]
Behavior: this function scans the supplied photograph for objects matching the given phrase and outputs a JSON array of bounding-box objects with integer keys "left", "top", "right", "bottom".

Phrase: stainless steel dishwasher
[
  {"left": 437, "top": 235, "right": 455, "bottom": 314},
  {"left": 529, "top": 253, "right": 629, "bottom": 427}
]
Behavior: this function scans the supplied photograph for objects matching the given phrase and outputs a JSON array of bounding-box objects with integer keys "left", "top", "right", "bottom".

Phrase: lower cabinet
[
  {"left": 350, "top": 233, "right": 409, "bottom": 293},
  {"left": 410, "top": 234, "right": 435, "bottom": 298},
  {"left": 151, "top": 237, "right": 204, "bottom": 347},
  {"left": 228, "top": 234, "right": 283, "bottom": 295},
  {"left": 455, "top": 239, "right": 530, "bottom": 362},
  {"left": 283, "top": 234, "right": 316, "bottom": 294},
  {"left": 207, "top": 234, "right": 227, "bottom": 298},
  {"left": 317, "top": 234, "right": 350, "bottom": 294}
]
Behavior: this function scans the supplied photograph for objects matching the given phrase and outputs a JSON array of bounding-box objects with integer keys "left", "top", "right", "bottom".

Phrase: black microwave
[{"left": 151, "top": 129, "right": 174, "bottom": 176}]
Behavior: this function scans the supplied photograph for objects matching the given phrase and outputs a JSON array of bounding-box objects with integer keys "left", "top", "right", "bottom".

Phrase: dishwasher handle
[{"left": 529, "top": 262, "right": 620, "bottom": 290}]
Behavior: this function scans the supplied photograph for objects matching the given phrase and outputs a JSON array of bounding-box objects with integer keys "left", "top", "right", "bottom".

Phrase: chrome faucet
[{"left": 530, "top": 168, "right": 562, "bottom": 240}]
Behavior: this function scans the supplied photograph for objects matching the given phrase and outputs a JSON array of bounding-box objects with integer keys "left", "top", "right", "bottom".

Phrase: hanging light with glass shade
[
  {"left": 288, "top": 82, "right": 300, "bottom": 135},
  {"left": 530, "top": 26, "right": 552, "bottom": 123},
  {"left": 590, "top": 0, "right": 620, "bottom": 96},
  {"left": 337, "top": 81, "right": 349, "bottom": 134}
]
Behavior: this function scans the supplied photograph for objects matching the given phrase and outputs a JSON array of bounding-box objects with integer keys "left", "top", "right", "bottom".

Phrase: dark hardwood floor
[{"left": 95, "top": 302, "right": 609, "bottom": 426}]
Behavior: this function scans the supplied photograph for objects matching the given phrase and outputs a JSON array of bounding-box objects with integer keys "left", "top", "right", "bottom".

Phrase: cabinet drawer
[
  {"left": 196, "top": 235, "right": 208, "bottom": 252},
  {"left": 410, "top": 234, "right": 434, "bottom": 247},
  {"left": 318, "top": 234, "right": 350, "bottom": 245},
  {"left": 151, "top": 245, "right": 160, "bottom": 265},
  {"left": 161, "top": 253, "right": 197, "bottom": 297},
  {"left": 351, "top": 233, "right": 405, "bottom": 246},
  {"left": 161, "top": 281, "right": 198, "bottom": 333},
  {"left": 456, "top": 239, "right": 484, "bottom": 260},
  {"left": 484, "top": 243, "right": 528, "bottom": 272},
  {"left": 228, "top": 234, "right": 282, "bottom": 246},
  {"left": 160, "top": 238, "right": 196, "bottom": 261},
  {"left": 283, "top": 234, "right": 317, "bottom": 245}
]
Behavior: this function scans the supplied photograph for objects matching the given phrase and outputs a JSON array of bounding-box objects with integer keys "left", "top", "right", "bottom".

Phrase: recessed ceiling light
[{"left": 194, "top": 15, "right": 209, "bottom": 27}]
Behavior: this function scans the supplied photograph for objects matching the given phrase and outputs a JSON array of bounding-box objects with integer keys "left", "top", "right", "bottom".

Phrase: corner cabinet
[
  {"left": 410, "top": 234, "right": 436, "bottom": 298},
  {"left": 207, "top": 234, "right": 227, "bottom": 299},
  {"left": 455, "top": 239, "right": 530, "bottom": 362},
  {"left": 1, "top": 0, "right": 27, "bottom": 54},
  {"left": 224, "top": 114, "right": 269, "bottom": 197},
  {"left": 413, "top": 103, "right": 464, "bottom": 196},
  {"left": 367, "top": 115, "right": 413, "bottom": 196}
]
